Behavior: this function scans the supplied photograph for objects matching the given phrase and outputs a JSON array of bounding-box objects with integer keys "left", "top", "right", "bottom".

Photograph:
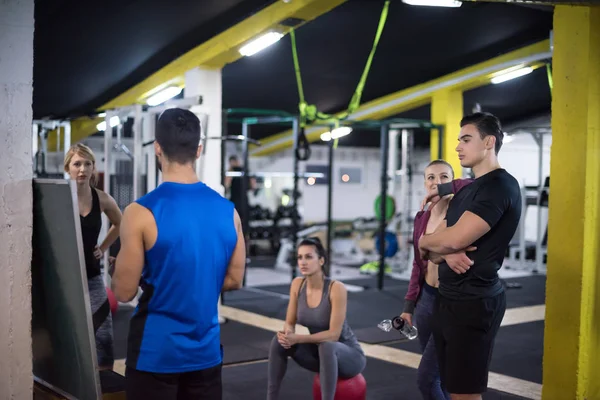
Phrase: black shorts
[
  {"left": 125, "top": 363, "right": 222, "bottom": 400},
  {"left": 433, "top": 291, "right": 506, "bottom": 394}
]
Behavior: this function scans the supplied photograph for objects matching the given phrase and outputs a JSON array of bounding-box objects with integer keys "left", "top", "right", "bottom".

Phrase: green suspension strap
[
  {"left": 546, "top": 63, "right": 553, "bottom": 96},
  {"left": 290, "top": 0, "right": 391, "bottom": 130},
  {"left": 345, "top": 0, "right": 390, "bottom": 116},
  {"left": 289, "top": 29, "right": 313, "bottom": 127},
  {"left": 289, "top": 28, "right": 312, "bottom": 161}
]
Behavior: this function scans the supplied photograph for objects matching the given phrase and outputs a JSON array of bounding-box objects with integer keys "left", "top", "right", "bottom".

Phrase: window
[
  {"left": 339, "top": 167, "right": 361, "bottom": 184},
  {"left": 305, "top": 165, "right": 329, "bottom": 185}
]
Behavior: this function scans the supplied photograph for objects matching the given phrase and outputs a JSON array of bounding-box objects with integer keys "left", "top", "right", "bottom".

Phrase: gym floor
[{"left": 110, "top": 268, "right": 545, "bottom": 399}]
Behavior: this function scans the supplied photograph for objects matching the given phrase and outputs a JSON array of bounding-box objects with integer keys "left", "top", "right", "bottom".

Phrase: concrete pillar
[
  {"left": 542, "top": 6, "right": 600, "bottom": 400},
  {"left": 431, "top": 89, "right": 464, "bottom": 178},
  {"left": 184, "top": 67, "right": 226, "bottom": 323},
  {"left": 184, "top": 67, "right": 224, "bottom": 195},
  {"left": 0, "top": 0, "right": 35, "bottom": 397}
]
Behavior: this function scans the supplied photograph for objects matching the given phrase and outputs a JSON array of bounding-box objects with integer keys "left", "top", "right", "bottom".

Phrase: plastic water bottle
[{"left": 377, "top": 316, "right": 418, "bottom": 340}]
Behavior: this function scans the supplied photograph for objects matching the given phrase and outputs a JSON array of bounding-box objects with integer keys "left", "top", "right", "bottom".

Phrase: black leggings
[
  {"left": 266, "top": 336, "right": 366, "bottom": 400},
  {"left": 125, "top": 364, "right": 222, "bottom": 400}
]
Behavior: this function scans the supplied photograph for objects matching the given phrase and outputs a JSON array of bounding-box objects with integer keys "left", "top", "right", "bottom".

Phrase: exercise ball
[
  {"left": 312, "top": 373, "right": 367, "bottom": 400},
  {"left": 106, "top": 287, "right": 118, "bottom": 315},
  {"left": 375, "top": 231, "right": 399, "bottom": 258}
]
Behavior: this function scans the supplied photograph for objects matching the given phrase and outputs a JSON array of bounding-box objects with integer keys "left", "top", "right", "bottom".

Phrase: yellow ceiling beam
[
  {"left": 250, "top": 39, "right": 552, "bottom": 157},
  {"left": 49, "top": 0, "right": 348, "bottom": 151},
  {"left": 100, "top": 0, "right": 348, "bottom": 110}
]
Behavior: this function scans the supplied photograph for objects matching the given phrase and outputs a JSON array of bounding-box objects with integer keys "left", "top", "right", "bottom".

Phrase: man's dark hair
[
  {"left": 155, "top": 108, "right": 201, "bottom": 164},
  {"left": 229, "top": 155, "right": 239, "bottom": 163},
  {"left": 460, "top": 112, "right": 503, "bottom": 154}
]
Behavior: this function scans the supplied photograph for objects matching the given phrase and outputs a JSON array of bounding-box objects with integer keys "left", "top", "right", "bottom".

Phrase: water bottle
[{"left": 377, "top": 316, "right": 418, "bottom": 340}]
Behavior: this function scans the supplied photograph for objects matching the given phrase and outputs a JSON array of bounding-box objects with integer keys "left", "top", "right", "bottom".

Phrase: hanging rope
[
  {"left": 346, "top": 0, "right": 390, "bottom": 115},
  {"left": 289, "top": 0, "right": 391, "bottom": 129},
  {"left": 546, "top": 63, "right": 553, "bottom": 96}
]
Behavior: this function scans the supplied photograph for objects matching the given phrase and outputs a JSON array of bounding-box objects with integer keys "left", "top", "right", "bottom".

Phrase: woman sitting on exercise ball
[
  {"left": 267, "top": 237, "right": 366, "bottom": 400},
  {"left": 64, "top": 143, "right": 122, "bottom": 370}
]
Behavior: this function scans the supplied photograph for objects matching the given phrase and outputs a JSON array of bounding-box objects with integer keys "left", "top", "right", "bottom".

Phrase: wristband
[{"left": 437, "top": 182, "right": 454, "bottom": 197}]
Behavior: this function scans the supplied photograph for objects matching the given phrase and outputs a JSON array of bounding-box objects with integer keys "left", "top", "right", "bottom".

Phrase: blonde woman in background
[{"left": 64, "top": 143, "right": 122, "bottom": 370}]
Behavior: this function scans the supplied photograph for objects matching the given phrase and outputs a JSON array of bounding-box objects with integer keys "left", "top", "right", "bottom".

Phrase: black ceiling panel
[{"left": 33, "top": 0, "right": 553, "bottom": 146}]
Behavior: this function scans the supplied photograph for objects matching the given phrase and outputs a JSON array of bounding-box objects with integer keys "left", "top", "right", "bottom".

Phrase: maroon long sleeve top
[{"left": 402, "top": 178, "right": 474, "bottom": 314}]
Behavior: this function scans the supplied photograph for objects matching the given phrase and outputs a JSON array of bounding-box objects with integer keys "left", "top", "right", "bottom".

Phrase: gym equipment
[
  {"left": 374, "top": 194, "right": 396, "bottom": 221},
  {"left": 355, "top": 212, "right": 410, "bottom": 275},
  {"left": 312, "top": 373, "right": 367, "bottom": 400},
  {"left": 32, "top": 179, "right": 106, "bottom": 399},
  {"left": 106, "top": 287, "right": 118, "bottom": 315},
  {"left": 375, "top": 231, "right": 399, "bottom": 258},
  {"left": 506, "top": 181, "right": 549, "bottom": 273},
  {"left": 227, "top": 107, "right": 438, "bottom": 290},
  {"left": 32, "top": 119, "right": 72, "bottom": 179},
  {"left": 504, "top": 128, "right": 549, "bottom": 274}
]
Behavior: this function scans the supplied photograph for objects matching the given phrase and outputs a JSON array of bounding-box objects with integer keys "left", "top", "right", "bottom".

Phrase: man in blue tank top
[{"left": 112, "top": 108, "right": 246, "bottom": 400}]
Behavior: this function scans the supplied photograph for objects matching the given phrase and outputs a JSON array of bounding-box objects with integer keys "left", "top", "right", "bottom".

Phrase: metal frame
[
  {"left": 378, "top": 123, "right": 390, "bottom": 290},
  {"left": 326, "top": 134, "right": 334, "bottom": 277},
  {"left": 32, "top": 120, "right": 72, "bottom": 179},
  {"left": 506, "top": 127, "right": 550, "bottom": 273},
  {"left": 364, "top": 119, "right": 443, "bottom": 290},
  {"left": 231, "top": 111, "right": 441, "bottom": 290},
  {"left": 237, "top": 115, "right": 301, "bottom": 282}
]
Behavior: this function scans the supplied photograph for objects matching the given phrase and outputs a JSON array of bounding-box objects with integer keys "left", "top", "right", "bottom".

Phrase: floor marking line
[
  {"left": 501, "top": 305, "right": 545, "bottom": 326},
  {"left": 241, "top": 286, "right": 291, "bottom": 299},
  {"left": 218, "top": 305, "right": 543, "bottom": 400}
]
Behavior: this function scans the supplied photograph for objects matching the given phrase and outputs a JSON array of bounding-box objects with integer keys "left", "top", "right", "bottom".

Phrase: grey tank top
[{"left": 296, "top": 277, "right": 363, "bottom": 353}]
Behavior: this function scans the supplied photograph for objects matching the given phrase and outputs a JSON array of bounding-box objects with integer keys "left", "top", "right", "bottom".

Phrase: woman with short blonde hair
[{"left": 64, "top": 143, "right": 122, "bottom": 370}]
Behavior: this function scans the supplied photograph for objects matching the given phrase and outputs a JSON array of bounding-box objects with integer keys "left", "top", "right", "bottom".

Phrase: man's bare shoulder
[{"left": 123, "top": 202, "right": 153, "bottom": 225}]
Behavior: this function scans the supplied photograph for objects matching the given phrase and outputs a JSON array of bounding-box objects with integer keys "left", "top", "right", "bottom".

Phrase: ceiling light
[
  {"left": 320, "top": 127, "right": 353, "bottom": 142},
  {"left": 402, "top": 0, "right": 462, "bottom": 7},
  {"left": 96, "top": 116, "right": 120, "bottom": 132},
  {"left": 146, "top": 86, "right": 183, "bottom": 106},
  {"left": 239, "top": 32, "right": 284, "bottom": 57},
  {"left": 491, "top": 67, "right": 533, "bottom": 84}
]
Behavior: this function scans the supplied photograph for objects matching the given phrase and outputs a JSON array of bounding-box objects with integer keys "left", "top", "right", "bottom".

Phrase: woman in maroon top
[{"left": 400, "top": 160, "right": 473, "bottom": 399}]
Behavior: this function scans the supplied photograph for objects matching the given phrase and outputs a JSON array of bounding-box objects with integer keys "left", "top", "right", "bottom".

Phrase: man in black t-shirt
[
  {"left": 418, "top": 112, "right": 522, "bottom": 399},
  {"left": 225, "top": 155, "right": 244, "bottom": 211},
  {"left": 225, "top": 155, "right": 256, "bottom": 227}
]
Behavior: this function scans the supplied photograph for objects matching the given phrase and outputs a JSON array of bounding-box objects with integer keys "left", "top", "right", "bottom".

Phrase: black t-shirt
[{"left": 438, "top": 168, "right": 522, "bottom": 300}]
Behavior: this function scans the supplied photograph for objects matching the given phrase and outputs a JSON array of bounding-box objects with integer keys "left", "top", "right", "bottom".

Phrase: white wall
[
  {"left": 499, "top": 132, "right": 551, "bottom": 242},
  {"left": 46, "top": 128, "right": 551, "bottom": 243},
  {"left": 250, "top": 146, "right": 388, "bottom": 223},
  {"left": 250, "top": 135, "right": 551, "bottom": 243},
  {"left": 249, "top": 145, "right": 434, "bottom": 223},
  {"left": 500, "top": 133, "right": 551, "bottom": 187}
]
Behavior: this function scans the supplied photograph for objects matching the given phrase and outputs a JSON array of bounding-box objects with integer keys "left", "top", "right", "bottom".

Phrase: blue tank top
[{"left": 126, "top": 181, "right": 238, "bottom": 373}]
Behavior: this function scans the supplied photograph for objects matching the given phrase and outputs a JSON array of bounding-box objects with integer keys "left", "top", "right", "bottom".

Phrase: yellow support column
[
  {"left": 431, "top": 89, "right": 463, "bottom": 177},
  {"left": 543, "top": 5, "right": 600, "bottom": 400}
]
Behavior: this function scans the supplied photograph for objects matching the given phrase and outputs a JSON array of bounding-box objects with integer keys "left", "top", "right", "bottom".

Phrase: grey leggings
[
  {"left": 88, "top": 274, "right": 114, "bottom": 368},
  {"left": 267, "top": 336, "right": 366, "bottom": 400}
]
